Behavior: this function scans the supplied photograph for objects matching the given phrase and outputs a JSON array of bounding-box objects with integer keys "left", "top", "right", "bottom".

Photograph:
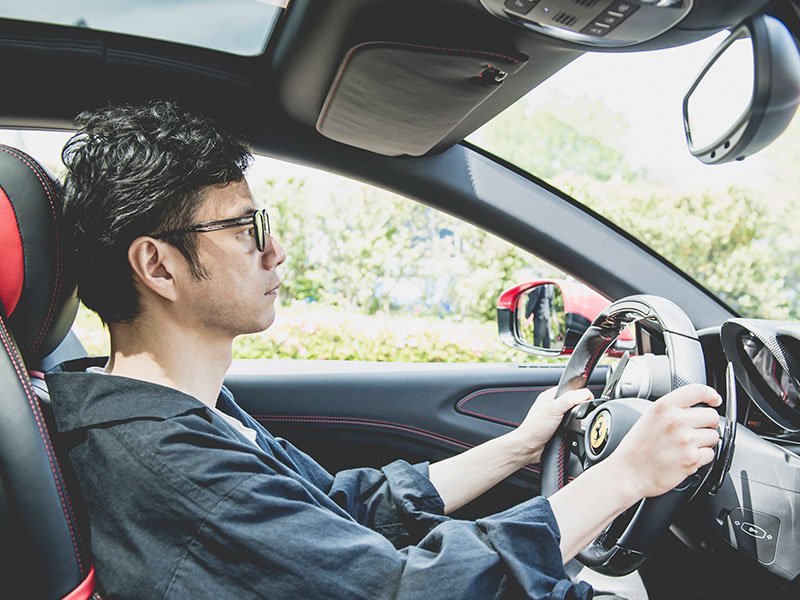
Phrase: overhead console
[{"left": 480, "top": 0, "right": 694, "bottom": 47}]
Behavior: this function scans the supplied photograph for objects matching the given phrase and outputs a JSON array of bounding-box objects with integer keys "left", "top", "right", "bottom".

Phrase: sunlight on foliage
[
  {"left": 468, "top": 86, "right": 800, "bottom": 321},
  {"left": 234, "top": 304, "right": 555, "bottom": 363},
  {"left": 256, "top": 176, "right": 561, "bottom": 323},
  {"left": 555, "top": 177, "right": 792, "bottom": 319},
  {"left": 73, "top": 303, "right": 559, "bottom": 364}
]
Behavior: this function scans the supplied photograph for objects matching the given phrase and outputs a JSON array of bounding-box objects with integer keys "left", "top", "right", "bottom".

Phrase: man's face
[{"left": 175, "top": 179, "right": 285, "bottom": 339}]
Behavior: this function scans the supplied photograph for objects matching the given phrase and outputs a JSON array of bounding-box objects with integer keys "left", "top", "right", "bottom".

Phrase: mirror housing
[
  {"left": 683, "top": 15, "right": 800, "bottom": 165},
  {"left": 497, "top": 279, "right": 635, "bottom": 357}
]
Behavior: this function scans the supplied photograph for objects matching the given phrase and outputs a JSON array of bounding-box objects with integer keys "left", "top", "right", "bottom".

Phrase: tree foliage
[
  {"left": 469, "top": 93, "right": 800, "bottom": 321},
  {"left": 556, "top": 177, "right": 791, "bottom": 319},
  {"left": 258, "top": 176, "right": 559, "bottom": 323}
]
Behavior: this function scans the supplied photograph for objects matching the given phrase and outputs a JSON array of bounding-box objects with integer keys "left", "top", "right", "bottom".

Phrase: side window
[
  {"left": 238, "top": 156, "right": 564, "bottom": 362},
  {"left": 0, "top": 129, "right": 564, "bottom": 363}
]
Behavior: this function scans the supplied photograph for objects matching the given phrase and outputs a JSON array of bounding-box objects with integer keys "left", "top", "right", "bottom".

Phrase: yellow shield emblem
[{"left": 589, "top": 411, "right": 610, "bottom": 454}]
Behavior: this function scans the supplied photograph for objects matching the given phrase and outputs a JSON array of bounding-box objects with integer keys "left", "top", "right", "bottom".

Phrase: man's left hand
[{"left": 512, "top": 387, "right": 593, "bottom": 464}]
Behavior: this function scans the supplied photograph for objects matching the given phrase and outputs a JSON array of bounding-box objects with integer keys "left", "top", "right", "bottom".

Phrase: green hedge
[{"left": 73, "top": 303, "right": 558, "bottom": 364}]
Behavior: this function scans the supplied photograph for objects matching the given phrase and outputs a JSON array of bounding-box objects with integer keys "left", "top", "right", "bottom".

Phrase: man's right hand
[
  {"left": 549, "top": 383, "right": 723, "bottom": 563},
  {"left": 606, "top": 383, "right": 722, "bottom": 500}
]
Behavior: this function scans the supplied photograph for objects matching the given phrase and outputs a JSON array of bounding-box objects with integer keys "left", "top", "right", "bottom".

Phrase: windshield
[{"left": 467, "top": 32, "right": 800, "bottom": 321}]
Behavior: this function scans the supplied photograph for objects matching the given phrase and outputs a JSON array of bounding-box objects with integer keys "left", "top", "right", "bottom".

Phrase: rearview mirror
[
  {"left": 497, "top": 279, "right": 635, "bottom": 357},
  {"left": 683, "top": 15, "right": 800, "bottom": 165}
]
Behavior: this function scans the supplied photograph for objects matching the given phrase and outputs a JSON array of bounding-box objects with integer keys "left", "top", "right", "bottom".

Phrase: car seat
[{"left": 0, "top": 144, "right": 98, "bottom": 599}]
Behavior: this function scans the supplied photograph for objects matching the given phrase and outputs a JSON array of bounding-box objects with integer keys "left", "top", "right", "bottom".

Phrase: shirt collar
[{"left": 47, "top": 371, "right": 212, "bottom": 432}]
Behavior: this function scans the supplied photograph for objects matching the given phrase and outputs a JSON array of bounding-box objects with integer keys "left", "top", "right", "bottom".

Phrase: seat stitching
[{"left": 0, "top": 316, "right": 85, "bottom": 571}]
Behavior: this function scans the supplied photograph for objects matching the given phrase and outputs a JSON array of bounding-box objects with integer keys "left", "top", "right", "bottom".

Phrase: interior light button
[{"left": 504, "top": 0, "right": 538, "bottom": 15}]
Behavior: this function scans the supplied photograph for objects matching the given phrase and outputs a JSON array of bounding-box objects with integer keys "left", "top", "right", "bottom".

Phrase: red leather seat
[{"left": 0, "top": 145, "right": 97, "bottom": 599}]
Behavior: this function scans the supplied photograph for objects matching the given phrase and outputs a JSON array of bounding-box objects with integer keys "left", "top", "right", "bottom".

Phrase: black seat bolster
[{"left": 0, "top": 316, "right": 92, "bottom": 600}]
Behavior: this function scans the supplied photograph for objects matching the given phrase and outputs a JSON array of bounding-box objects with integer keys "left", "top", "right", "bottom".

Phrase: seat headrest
[{"left": 0, "top": 144, "right": 77, "bottom": 364}]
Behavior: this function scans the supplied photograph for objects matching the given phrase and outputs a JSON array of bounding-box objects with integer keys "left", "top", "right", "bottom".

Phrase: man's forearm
[
  {"left": 428, "top": 430, "right": 534, "bottom": 514},
  {"left": 548, "top": 456, "right": 641, "bottom": 562},
  {"left": 430, "top": 435, "right": 642, "bottom": 561},
  {"left": 428, "top": 388, "right": 590, "bottom": 515}
]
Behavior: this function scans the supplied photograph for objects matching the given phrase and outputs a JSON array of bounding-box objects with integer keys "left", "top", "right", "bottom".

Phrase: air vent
[
  {"left": 552, "top": 12, "right": 578, "bottom": 26},
  {"left": 572, "top": 0, "right": 600, "bottom": 7}
]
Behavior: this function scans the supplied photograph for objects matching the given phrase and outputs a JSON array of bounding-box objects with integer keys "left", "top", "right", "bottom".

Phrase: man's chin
[
  {"left": 255, "top": 309, "right": 277, "bottom": 333},
  {"left": 230, "top": 305, "right": 276, "bottom": 337}
]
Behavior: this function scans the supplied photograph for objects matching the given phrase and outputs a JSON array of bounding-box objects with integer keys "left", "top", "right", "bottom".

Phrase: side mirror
[
  {"left": 683, "top": 15, "right": 800, "bottom": 165},
  {"left": 497, "top": 279, "right": 635, "bottom": 357}
]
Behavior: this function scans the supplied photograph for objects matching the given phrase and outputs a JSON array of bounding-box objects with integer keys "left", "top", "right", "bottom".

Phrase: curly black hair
[{"left": 62, "top": 100, "right": 252, "bottom": 324}]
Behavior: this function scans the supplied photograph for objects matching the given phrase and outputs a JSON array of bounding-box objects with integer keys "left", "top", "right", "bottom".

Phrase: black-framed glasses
[{"left": 154, "top": 208, "right": 270, "bottom": 252}]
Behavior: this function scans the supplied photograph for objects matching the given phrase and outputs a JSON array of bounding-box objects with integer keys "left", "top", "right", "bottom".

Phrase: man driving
[{"left": 47, "top": 101, "right": 722, "bottom": 599}]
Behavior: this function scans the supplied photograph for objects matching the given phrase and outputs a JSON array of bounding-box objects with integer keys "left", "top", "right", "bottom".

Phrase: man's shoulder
[
  {"left": 46, "top": 368, "right": 281, "bottom": 506},
  {"left": 46, "top": 368, "right": 207, "bottom": 433}
]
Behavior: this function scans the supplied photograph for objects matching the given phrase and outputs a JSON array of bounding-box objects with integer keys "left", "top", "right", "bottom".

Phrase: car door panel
[{"left": 225, "top": 359, "right": 606, "bottom": 518}]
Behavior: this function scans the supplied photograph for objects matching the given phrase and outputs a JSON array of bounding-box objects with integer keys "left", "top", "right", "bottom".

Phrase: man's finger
[
  {"left": 686, "top": 406, "right": 723, "bottom": 429},
  {"left": 694, "top": 428, "right": 721, "bottom": 448},
  {"left": 696, "top": 446, "right": 717, "bottom": 467},
  {"left": 555, "top": 388, "right": 593, "bottom": 412},
  {"left": 536, "top": 387, "right": 557, "bottom": 403},
  {"left": 666, "top": 384, "right": 722, "bottom": 409}
]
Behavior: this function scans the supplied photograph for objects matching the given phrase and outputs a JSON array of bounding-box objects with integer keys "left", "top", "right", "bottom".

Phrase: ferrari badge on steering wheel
[{"left": 589, "top": 410, "right": 610, "bottom": 455}]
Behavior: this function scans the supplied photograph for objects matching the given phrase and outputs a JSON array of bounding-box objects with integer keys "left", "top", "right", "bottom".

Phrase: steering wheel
[{"left": 540, "top": 295, "right": 710, "bottom": 576}]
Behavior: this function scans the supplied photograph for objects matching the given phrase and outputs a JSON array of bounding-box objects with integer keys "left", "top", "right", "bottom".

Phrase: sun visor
[{"left": 316, "top": 42, "right": 528, "bottom": 157}]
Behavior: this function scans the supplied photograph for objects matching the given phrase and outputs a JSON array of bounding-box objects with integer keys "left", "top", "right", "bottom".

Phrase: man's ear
[{"left": 127, "top": 237, "right": 181, "bottom": 302}]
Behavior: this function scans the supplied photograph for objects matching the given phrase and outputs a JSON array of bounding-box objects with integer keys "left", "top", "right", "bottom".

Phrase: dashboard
[
  {"left": 601, "top": 316, "right": 800, "bottom": 582},
  {"left": 676, "top": 319, "right": 800, "bottom": 582},
  {"left": 722, "top": 319, "right": 800, "bottom": 435}
]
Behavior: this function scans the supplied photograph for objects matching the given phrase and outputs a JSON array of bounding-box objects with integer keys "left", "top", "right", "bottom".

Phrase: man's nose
[{"left": 262, "top": 234, "right": 286, "bottom": 269}]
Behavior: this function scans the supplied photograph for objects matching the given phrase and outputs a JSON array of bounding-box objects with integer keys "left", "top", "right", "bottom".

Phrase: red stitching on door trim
[
  {"left": 254, "top": 414, "right": 542, "bottom": 475},
  {"left": 456, "top": 387, "right": 548, "bottom": 426},
  {"left": 456, "top": 386, "right": 605, "bottom": 427}
]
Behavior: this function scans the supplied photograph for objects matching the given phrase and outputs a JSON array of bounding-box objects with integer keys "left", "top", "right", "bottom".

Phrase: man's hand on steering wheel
[
  {"left": 549, "top": 383, "right": 722, "bottom": 564},
  {"left": 608, "top": 383, "right": 722, "bottom": 499},
  {"left": 512, "top": 387, "right": 594, "bottom": 464}
]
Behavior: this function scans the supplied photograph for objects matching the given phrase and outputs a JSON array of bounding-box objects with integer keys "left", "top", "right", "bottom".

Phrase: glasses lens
[{"left": 254, "top": 209, "right": 267, "bottom": 251}]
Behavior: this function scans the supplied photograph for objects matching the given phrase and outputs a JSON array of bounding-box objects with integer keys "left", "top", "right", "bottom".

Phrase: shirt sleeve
[
  {"left": 275, "top": 434, "right": 447, "bottom": 547},
  {"left": 220, "top": 386, "right": 445, "bottom": 544},
  {"left": 164, "top": 471, "right": 593, "bottom": 600}
]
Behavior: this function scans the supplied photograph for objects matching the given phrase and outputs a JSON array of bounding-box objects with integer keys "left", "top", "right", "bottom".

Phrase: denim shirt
[{"left": 47, "top": 371, "right": 592, "bottom": 600}]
